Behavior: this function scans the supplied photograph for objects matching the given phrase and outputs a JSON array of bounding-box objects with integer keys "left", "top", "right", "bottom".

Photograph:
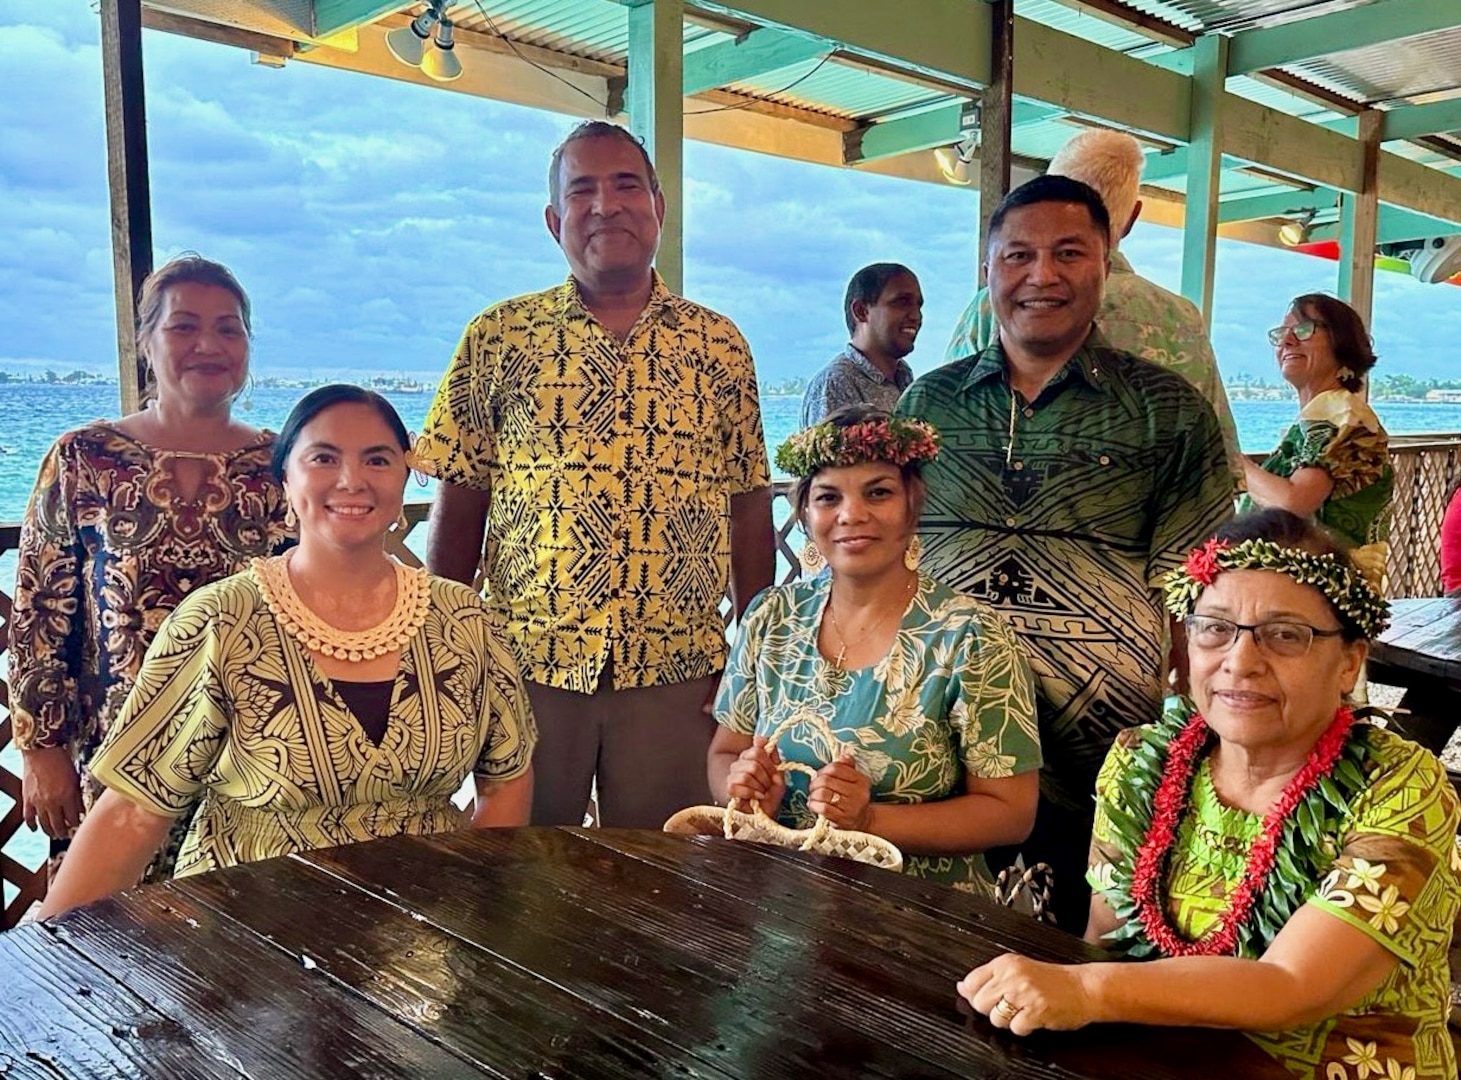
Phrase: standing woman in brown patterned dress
[{"left": 9, "top": 254, "right": 291, "bottom": 882}]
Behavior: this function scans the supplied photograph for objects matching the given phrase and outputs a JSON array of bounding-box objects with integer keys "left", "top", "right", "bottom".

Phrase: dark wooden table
[
  {"left": 1370, "top": 595, "right": 1461, "bottom": 754},
  {"left": 2, "top": 827, "right": 1291, "bottom": 1079}
]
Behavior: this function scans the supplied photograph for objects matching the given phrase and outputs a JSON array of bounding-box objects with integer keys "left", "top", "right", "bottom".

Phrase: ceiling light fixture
[
  {"left": 384, "top": 2, "right": 462, "bottom": 82},
  {"left": 421, "top": 16, "right": 462, "bottom": 81},
  {"left": 934, "top": 102, "right": 982, "bottom": 186},
  {"left": 1277, "top": 208, "right": 1317, "bottom": 247}
]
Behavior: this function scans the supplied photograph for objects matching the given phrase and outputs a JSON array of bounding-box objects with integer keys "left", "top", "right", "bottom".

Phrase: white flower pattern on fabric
[{"left": 714, "top": 572, "right": 1040, "bottom": 892}]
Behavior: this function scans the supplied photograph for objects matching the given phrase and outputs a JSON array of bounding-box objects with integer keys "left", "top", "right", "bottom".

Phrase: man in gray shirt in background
[{"left": 800, "top": 263, "right": 921, "bottom": 426}]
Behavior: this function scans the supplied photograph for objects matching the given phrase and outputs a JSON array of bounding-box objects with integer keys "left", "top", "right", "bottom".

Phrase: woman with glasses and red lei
[
  {"left": 1239, "top": 294, "right": 1392, "bottom": 587},
  {"left": 958, "top": 509, "right": 1459, "bottom": 1080}
]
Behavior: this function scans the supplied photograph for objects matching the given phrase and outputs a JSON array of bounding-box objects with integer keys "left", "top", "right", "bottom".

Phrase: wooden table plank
[
  {"left": 0, "top": 925, "right": 240, "bottom": 1080},
  {"left": 46, "top": 886, "right": 482, "bottom": 1078},
  {"left": 299, "top": 829, "right": 1287, "bottom": 1080},
  {"left": 1370, "top": 596, "right": 1461, "bottom": 751},
  {"left": 171, "top": 854, "right": 736, "bottom": 1080}
]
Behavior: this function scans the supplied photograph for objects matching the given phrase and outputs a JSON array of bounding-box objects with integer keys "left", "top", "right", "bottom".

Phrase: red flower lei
[{"left": 1130, "top": 707, "right": 1356, "bottom": 957}]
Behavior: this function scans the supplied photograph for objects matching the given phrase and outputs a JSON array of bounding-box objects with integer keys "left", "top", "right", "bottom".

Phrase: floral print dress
[
  {"left": 715, "top": 573, "right": 1041, "bottom": 893},
  {"left": 8, "top": 422, "right": 290, "bottom": 879},
  {"left": 1240, "top": 388, "right": 1392, "bottom": 585},
  {"left": 1089, "top": 714, "right": 1461, "bottom": 1080}
]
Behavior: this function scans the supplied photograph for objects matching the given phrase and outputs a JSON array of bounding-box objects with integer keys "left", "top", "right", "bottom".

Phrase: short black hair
[
  {"left": 272, "top": 384, "right": 411, "bottom": 483},
  {"left": 984, "top": 174, "right": 1112, "bottom": 258},
  {"left": 1210, "top": 508, "right": 1369, "bottom": 641},
  {"left": 548, "top": 121, "right": 660, "bottom": 210},
  {"left": 844, "top": 263, "right": 916, "bottom": 334}
]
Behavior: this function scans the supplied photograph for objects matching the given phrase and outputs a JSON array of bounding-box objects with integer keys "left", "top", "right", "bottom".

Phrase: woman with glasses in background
[
  {"left": 1238, "top": 294, "right": 1391, "bottom": 587},
  {"left": 958, "top": 509, "right": 1459, "bottom": 1080}
]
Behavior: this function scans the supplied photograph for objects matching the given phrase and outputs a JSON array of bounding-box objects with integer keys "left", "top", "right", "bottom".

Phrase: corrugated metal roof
[
  {"left": 726, "top": 61, "right": 944, "bottom": 120},
  {"left": 423, "top": 0, "right": 1459, "bottom": 229}
]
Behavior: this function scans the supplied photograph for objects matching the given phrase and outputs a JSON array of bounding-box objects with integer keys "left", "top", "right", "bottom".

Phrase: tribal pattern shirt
[
  {"left": 896, "top": 340, "right": 1234, "bottom": 810},
  {"left": 416, "top": 274, "right": 770, "bottom": 692}
]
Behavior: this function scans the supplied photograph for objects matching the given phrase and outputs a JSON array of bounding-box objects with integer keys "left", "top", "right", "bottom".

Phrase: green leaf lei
[{"left": 1099, "top": 699, "right": 1374, "bottom": 959}]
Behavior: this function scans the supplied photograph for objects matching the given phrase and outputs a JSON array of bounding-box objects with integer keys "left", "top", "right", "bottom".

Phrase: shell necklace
[{"left": 252, "top": 553, "right": 430, "bottom": 662}]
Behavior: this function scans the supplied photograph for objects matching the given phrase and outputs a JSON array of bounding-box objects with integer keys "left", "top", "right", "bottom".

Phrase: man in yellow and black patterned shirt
[{"left": 417, "top": 122, "right": 774, "bottom": 829}]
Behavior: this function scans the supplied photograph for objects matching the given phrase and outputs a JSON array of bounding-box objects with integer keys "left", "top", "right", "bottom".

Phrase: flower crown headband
[
  {"left": 775, "top": 417, "right": 942, "bottom": 478},
  {"left": 1163, "top": 537, "right": 1390, "bottom": 640}
]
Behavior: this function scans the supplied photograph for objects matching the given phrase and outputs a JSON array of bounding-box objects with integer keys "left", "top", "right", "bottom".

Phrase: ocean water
[{"left": 4, "top": 383, "right": 1461, "bottom": 897}]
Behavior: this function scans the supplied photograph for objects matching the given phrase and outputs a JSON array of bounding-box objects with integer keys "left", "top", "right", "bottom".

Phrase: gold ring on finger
[{"left": 993, "top": 997, "right": 1022, "bottom": 1021}]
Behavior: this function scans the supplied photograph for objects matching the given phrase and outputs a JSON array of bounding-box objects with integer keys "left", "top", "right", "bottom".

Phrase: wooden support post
[
  {"left": 977, "top": 0, "right": 1014, "bottom": 284},
  {"left": 1337, "top": 109, "right": 1382, "bottom": 329},
  {"left": 626, "top": 0, "right": 684, "bottom": 294},
  {"left": 100, "top": 0, "right": 153, "bottom": 415},
  {"left": 1180, "top": 33, "right": 1227, "bottom": 323}
]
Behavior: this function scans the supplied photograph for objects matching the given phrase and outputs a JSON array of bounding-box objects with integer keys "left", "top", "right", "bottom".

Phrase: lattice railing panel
[
  {"left": 1387, "top": 438, "right": 1461, "bottom": 600},
  {"left": 5, "top": 445, "right": 1458, "bottom": 926}
]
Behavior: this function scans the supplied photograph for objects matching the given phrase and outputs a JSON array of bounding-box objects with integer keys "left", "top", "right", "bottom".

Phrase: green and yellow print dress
[
  {"left": 1240, "top": 388, "right": 1392, "bottom": 583},
  {"left": 715, "top": 573, "right": 1041, "bottom": 893},
  {"left": 1089, "top": 715, "right": 1461, "bottom": 1080},
  {"left": 89, "top": 568, "right": 536, "bottom": 877}
]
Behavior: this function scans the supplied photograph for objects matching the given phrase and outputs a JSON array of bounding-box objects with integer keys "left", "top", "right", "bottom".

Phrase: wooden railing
[{"left": 4, "top": 440, "right": 1458, "bottom": 926}]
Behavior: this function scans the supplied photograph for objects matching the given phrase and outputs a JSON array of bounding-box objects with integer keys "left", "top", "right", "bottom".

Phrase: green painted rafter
[
  {"left": 1381, "top": 98, "right": 1461, "bottom": 143},
  {"left": 312, "top": 0, "right": 403, "bottom": 38},
  {"left": 845, "top": 100, "right": 1058, "bottom": 164},
  {"left": 1226, "top": 0, "right": 1460, "bottom": 75},
  {"left": 682, "top": 28, "right": 827, "bottom": 95},
  {"left": 706, "top": 0, "right": 1461, "bottom": 226}
]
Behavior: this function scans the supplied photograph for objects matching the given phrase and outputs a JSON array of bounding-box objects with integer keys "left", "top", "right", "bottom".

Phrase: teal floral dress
[
  {"left": 1089, "top": 703, "right": 1461, "bottom": 1080},
  {"left": 715, "top": 573, "right": 1041, "bottom": 893}
]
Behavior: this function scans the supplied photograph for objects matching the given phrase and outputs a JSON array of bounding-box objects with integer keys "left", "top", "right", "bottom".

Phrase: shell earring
[
  {"left": 284, "top": 504, "right": 298, "bottom": 530},
  {"left": 392, "top": 511, "right": 409, "bottom": 533},
  {"left": 799, "top": 541, "right": 825, "bottom": 573},
  {"left": 904, "top": 536, "right": 922, "bottom": 572}
]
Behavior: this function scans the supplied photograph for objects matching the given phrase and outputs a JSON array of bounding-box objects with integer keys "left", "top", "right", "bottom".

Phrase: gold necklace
[
  {"left": 824, "top": 575, "right": 916, "bottom": 670},
  {"left": 253, "top": 554, "right": 431, "bottom": 662}
]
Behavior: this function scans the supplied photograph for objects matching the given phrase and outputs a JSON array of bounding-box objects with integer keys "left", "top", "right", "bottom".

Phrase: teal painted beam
[
  {"left": 1217, "top": 188, "right": 1336, "bottom": 224},
  {"left": 846, "top": 99, "right": 1056, "bottom": 164},
  {"left": 1144, "top": 147, "right": 1252, "bottom": 182},
  {"left": 682, "top": 28, "right": 826, "bottom": 96},
  {"left": 1226, "top": 0, "right": 1459, "bottom": 75},
  {"left": 312, "top": 0, "right": 401, "bottom": 38},
  {"left": 1382, "top": 98, "right": 1461, "bottom": 143},
  {"left": 627, "top": 0, "right": 684, "bottom": 292},
  {"left": 1181, "top": 34, "right": 1227, "bottom": 321}
]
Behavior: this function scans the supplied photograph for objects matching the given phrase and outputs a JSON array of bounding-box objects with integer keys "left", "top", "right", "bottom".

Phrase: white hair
[{"left": 1048, "top": 130, "right": 1145, "bottom": 249}]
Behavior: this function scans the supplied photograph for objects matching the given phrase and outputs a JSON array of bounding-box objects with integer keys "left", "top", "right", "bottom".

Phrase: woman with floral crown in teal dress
[
  {"left": 708, "top": 405, "right": 1042, "bottom": 895},
  {"left": 958, "top": 508, "right": 1459, "bottom": 1080}
]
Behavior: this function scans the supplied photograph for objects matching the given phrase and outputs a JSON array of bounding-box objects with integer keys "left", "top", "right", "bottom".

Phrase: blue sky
[{"left": 4, "top": 5, "right": 1461, "bottom": 386}]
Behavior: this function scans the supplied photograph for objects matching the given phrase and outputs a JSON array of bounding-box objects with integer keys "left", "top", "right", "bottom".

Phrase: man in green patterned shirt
[
  {"left": 943, "top": 130, "right": 1242, "bottom": 471},
  {"left": 417, "top": 122, "right": 774, "bottom": 830},
  {"left": 896, "top": 175, "right": 1233, "bottom": 930}
]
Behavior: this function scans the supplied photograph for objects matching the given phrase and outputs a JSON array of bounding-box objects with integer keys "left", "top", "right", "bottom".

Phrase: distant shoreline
[{"left": 3, "top": 381, "right": 1459, "bottom": 407}]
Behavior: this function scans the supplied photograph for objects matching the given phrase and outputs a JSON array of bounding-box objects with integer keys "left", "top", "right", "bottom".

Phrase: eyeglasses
[
  {"left": 1184, "top": 615, "right": 1344, "bottom": 658},
  {"left": 1266, "top": 319, "right": 1324, "bottom": 347}
]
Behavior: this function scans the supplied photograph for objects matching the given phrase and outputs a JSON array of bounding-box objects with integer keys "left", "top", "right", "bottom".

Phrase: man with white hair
[{"left": 945, "top": 129, "right": 1241, "bottom": 466}]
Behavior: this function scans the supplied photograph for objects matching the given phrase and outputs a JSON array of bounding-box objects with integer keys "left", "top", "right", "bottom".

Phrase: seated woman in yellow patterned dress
[
  {"left": 38, "top": 385, "right": 536, "bottom": 918},
  {"left": 959, "top": 510, "right": 1460, "bottom": 1080}
]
